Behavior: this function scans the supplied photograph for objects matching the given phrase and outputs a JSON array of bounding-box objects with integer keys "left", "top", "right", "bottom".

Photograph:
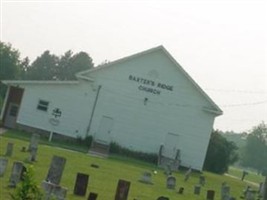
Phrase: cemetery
[{"left": 0, "top": 131, "right": 266, "bottom": 200}]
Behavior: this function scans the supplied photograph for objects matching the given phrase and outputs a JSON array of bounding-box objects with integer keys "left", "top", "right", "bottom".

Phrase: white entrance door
[
  {"left": 4, "top": 103, "right": 19, "bottom": 128},
  {"left": 95, "top": 116, "right": 113, "bottom": 144},
  {"left": 163, "top": 133, "right": 179, "bottom": 159}
]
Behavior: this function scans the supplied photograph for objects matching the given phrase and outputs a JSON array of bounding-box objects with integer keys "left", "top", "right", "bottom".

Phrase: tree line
[
  {"left": 0, "top": 41, "right": 94, "bottom": 81},
  {"left": 204, "top": 122, "right": 267, "bottom": 174},
  {"left": 1, "top": 41, "right": 266, "bottom": 174}
]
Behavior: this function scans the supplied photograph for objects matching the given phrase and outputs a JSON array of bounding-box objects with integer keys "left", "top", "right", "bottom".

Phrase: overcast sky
[{"left": 1, "top": 0, "right": 266, "bottom": 133}]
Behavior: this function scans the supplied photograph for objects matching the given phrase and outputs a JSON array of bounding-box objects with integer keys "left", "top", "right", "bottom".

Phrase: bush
[
  {"left": 110, "top": 142, "right": 158, "bottom": 164},
  {"left": 10, "top": 165, "right": 43, "bottom": 200}
]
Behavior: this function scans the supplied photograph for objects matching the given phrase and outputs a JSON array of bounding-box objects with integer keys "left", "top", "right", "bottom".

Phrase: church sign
[{"left": 128, "top": 75, "right": 173, "bottom": 95}]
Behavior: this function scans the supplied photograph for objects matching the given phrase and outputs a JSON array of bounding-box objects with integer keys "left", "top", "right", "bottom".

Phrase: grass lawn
[
  {"left": 227, "top": 166, "right": 265, "bottom": 184},
  {"left": 0, "top": 133, "right": 261, "bottom": 200}
]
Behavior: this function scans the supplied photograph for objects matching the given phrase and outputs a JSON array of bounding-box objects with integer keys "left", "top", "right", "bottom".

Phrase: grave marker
[
  {"left": 0, "top": 158, "right": 8, "bottom": 177},
  {"left": 221, "top": 184, "right": 230, "bottom": 200},
  {"left": 245, "top": 189, "right": 257, "bottom": 200},
  {"left": 28, "top": 148, "right": 38, "bottom": 162},
  {"left": 178, "top": 187, "right": 184, "bottom": 194},
  {"left": 194, "top": 185, "right": 201, "bottom": 195},
  {"left": 139, "top": 172, "right": 153, "bottom": 184},
  {"left": 5, "top": 142, "right": 13, "bottom": 157},
  {"left": 207, "top": 190, "right": 215, "bottom": 200},
  {"left": 157, "top": 197, "right": 169, "bottom": 200},
  {"left": 28, "top": 133, "right": 40, "bottom": 151},
  {"left": 88, "top": 192, "right": 98, "bottom": 200},
  {"left": 199, "top": 175, "right": 206, "bottom": 186},
  {"left": 9, "top": 161, "right": 26, "bottom": 187},
  {"left": 42, "top": 180, "right": 67, "bottom": 200},
  {"left": 263, "top": 174, "right": 267, "bottom": 200},
  {"left": 166, "top": 176, "right": 176, "bottom": 189},
  {"left": 114, "top": 179, "right": 131, "bottom": 200},
  {"left": 74, "top": 173, "right": 89, "bottom": 196},
  {"left": 46, "top": 155, "right": 66, "bottom": 185},
  {"left": 184, "top": 167, "right": 192, "bottom": 181}
]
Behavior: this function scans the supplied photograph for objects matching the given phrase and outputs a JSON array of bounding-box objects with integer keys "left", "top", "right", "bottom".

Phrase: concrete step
[{"left": 88, "top": 141, "right": 110, "bottom": 157}]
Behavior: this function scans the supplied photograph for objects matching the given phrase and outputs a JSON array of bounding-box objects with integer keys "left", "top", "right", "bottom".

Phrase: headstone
[
  {"left": 207, "top": 190, "right": 215, "bottom": 200},
  {"left": 5, "top": 142, "right": 13, "bottom": 157},
  {"left": 263, "top": 176, "right": 267, "bottom": 200},
  {"left": 42, "top": 180, "right": 68, "bottom": 200},
  {"left": 139, "top": 172, "right": 153, "bottom": 184},
  {"left": 157, "top": 197, "right": 169, "bottom": 200},
  {"left": 28, "top": 147, "right": 38, "bottom": 162},
  {"left": 28, "top": 134, "right": 40, "bottom": 162},
  {"left": 178, "top": 187, "right": 184, "bottom": 194},
  {"left": 53, "top": 185, "right": 68, "bottom": 200},
  {"left": 164, "top": 164, "right": 172, "bottom": 176},
  {"left": 0, "top": 158, "right": 8, "bottom": 176},
  {"left": 46, "top": 155, "right": 66, "bottom": 185},
  {"left": 194, "top": 185, "right": 201, "bottom": 195},
  {"left": 199, "top": 175, "right": 206, "bottom": 186},
  {"left": 184, "top": 167, "right": 192, "bottom": 181},
  {"left": 166, "top": 176, "right": 176, "bottom": 189},
  {"left": 28, "top": 133, "right": 40, "bottom": 151},
  {"left": 9, "top": 161, "right": 26, "bottom": 187},
  {"left": 88, "top": 192, "right": 98, "bottom": 200},
  {"left": 245, "top": 189, "right": 256, "bottom": 200},
  {"left": 91, "top": 164, "right": 99, "bottom": 168},
  {"left": 21, "top": 146, "right": 26, "bottom": 152},
  {"left": 74, "top": 173, "right": 89, "bottom": 196},
  {"left": 114, "top": 179, "right": 131, "bottom": 200},
  {"left": 221, "top": 184, "right": 230, "bottom": 200}
]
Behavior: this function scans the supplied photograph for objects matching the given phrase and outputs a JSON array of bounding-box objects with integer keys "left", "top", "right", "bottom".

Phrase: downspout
[
  {"left": 0, "top": 85, "right": 10, "bottom": 120},
  {"left": 86, "top": 85, "right": 102, "bottom": 137}
]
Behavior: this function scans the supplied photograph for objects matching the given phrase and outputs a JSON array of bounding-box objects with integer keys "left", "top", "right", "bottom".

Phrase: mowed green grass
[
  {"left": 0, "top": 136, "right": 260, "bottom": 200},
  {"left": 227, "top": 166, "right": 265, "bottom": 184}
]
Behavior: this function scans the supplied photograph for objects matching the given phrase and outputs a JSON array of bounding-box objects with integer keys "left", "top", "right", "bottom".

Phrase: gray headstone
[
  {"left": 194, "top": 185, "right": 201, "bottom": 195},
  {"left": 28, "top": 133, "right": 40, "bottom": 151},
  {"left": 245, "top": 189, "right": 256, "bottom": 200},
  {"left": 28, "top": 147, "right": 38, "bottom": 162},
  {"left": 263, "top": 176, "right": 267, "bottom": 200},
  {"left": 199, "top": 175, "right": 206, "bottom": 186},
  {"left": 53, "top": 185, "right": 68, "bottom": 200},
  {"left": 221, "top": 184, "right": 230, "bottom": 200},
  {"left": 9, "top": 161, "right": 26, "bottom": 187},
  {"left": 207, "top": 190, "right": 215, "bottom": 200},
  {"left": 5, "top": 142, "right": 13, "bottom": 157},
  {"left": 88, "top": 192, "right": 98, "bottom": 200},
  {"left": 139, "top": 172, "right": 153, "bottom": 184},
  {"left": 166, "top": 176, "right": 176, "bottom": 189},
  {"left": 74, "top": 173, "right": 89, "bottom": 196},
  {"left": 114, "top": 179, "right": 131, "bottom": 200},
  {"left": 0, "top": 158, "right": 8, "bottom": 176},
  {"left": 46, "top": 156, "right": 66, "bottom": 185},
  {"left": 184, "top": 167, "right": 192, "bottom": 181},
  {"left": 164, "top": 164, "right": 172, "bottom": 176},
  {"left": 41, "top": 180, "right": 67, "bottom": 200}
]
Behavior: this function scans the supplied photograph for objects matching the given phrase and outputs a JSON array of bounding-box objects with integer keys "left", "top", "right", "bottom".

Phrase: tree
[
  {"left": 204, "top": 130, "right": 239, "bottom": 174},
  {"left": 0, "top": 41, "right": 21, "bottom": 80},
  {"left": 26, "top": 50, "right": 94, "bottom": 80},
  {"left": 0, "top": 42, "right": 24, "bottom": 108},
  {"left": 241, "top": 122, "right": 267, "bottom": 173},
  {"left": 57, "top": 51, "right": 94, "bottom": 80},
  {"left": 26, "top": 50, "right": 59, "bottom": 80}
]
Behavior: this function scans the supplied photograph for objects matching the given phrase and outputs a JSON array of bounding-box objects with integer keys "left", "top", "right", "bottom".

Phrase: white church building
[{"left": 1, "top": 46, "right": 222, "bottom": 170}]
